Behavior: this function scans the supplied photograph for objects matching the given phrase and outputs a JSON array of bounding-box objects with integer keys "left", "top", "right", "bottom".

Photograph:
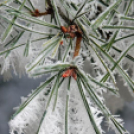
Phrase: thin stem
[
  {"left": 65, "top": 95, "right": 69, "bottom": 134},
  {"left": 53, "top": 78, "right": 64, "bottom": 111},
  {"left": 73, "top": 35, "right": 82, "bottom": 58}
]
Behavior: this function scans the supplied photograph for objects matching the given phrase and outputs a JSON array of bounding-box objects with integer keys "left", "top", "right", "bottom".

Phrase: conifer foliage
[{"left": 0, "top": 0, "right": 134, "bottom": 134}]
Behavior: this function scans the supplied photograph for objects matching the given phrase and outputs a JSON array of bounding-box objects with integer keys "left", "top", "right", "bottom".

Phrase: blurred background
[{"left": 0, "top": 75, "right": 134, "bottom": 134}]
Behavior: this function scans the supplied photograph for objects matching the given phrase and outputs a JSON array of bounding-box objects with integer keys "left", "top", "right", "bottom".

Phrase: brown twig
[
  {"left": 60, "top": 25, "right": 82, "bottom": 58},
  {"left": 31, "top": 7, "right": 53, "bottom": 17},
  {"left": 73, "top": 33, "right": 82, "bottom": 58}
]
